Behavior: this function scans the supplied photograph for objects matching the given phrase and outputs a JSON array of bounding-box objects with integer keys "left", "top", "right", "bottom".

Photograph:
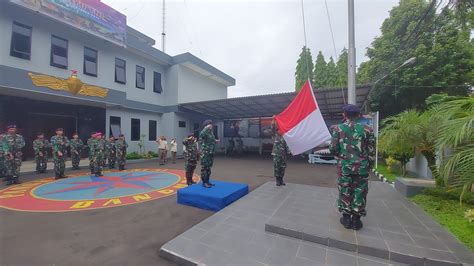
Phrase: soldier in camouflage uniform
[
  {"left": 2, "top": 125, "right": 25, "bottom": 185},
  {"left": 270, "top": 119, "right": 291, "bottom": 186},
  {"left": 100, "top": 135, "right": 108, "bottom": 168},
  {"left": 183, "top": 132, "right": 198, "bottom": 186},
  {"left": 329, "top": 104, "right": 376, "bottom": 230},
  {"left": 33, "top": 132, "right": 50, "bottom": 173},
  {"left": 115, "top": 134, "right": 128, "bottom": 171},
  {"left": 51, "top": 128, "right": 70, "bottom": 179},
  {"left": 87, "top": 132, "right": 95, "bottom": 174},
  {"left": 107, "top": 136, "right": 117, "bottom": 169},
  {"left": 0, "top": 134, "right": 6, "bottom": 180},
  {"left": 90, "top": 132, "right": 105, "bottom": 176},
  {"left": 70, "top": 133, "right": 84, "bottom": 170},
  {"left": 199, "top": 120, "right": 219, "bottom": 188}
]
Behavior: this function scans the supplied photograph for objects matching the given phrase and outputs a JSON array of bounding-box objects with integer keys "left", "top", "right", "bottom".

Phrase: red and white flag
[{"left": 274, "top": 80, "right": 331, "bottom": 155}]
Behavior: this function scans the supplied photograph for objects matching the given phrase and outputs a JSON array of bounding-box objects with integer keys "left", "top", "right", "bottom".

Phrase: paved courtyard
[{"left": 0, "top": 155, "right": 338, "bottom": 265}]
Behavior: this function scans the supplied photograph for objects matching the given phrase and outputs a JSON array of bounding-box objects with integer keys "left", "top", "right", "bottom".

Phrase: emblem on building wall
[{"left": 28, "top": 70, "right": 109, "bottom": 98}]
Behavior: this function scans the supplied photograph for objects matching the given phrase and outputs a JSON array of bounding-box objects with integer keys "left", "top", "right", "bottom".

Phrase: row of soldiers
[{"left": 0, "top": 126, "right": 128, "bottom": 186}]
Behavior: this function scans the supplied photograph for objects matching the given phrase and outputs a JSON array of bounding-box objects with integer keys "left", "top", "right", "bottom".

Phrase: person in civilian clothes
[
  {"left": 170, "top": 138, "right": 178, "bottom": 164},
  {"left": 157, "top": 136, "right": 168, "bottom": 165}
]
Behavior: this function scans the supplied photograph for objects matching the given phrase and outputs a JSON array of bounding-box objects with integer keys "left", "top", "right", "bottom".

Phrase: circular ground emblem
[{"left": 0, "top": 169, "right": 199, "bottom": 212}]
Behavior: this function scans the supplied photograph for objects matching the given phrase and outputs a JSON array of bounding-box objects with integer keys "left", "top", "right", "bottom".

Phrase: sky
[{"left": 102, "top": 0, "right": 399, "bottom": 98}]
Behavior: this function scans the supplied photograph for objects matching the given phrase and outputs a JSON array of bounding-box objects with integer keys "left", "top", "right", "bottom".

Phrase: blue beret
[
  {"left": 203, "top": 120, "right": 213, "bottom": 127},
  {"left": 343, "top": 104, "right": 360, "bottom": 113}
]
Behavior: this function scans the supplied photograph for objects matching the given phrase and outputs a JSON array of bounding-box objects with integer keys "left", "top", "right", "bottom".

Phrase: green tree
[
  {"left": 336, "top": 49, "right": 348, "bottom": 87},
  {"left": 359, "top": 0, "right": 473, "bottom": 116},
  {"left": 313, "top": 51, "right": 327, "bottom": 89},
  {"left": 295, "top": 46, "right": 314, "bottom": 91},
  {"left": 325, "top": 57, "right": 338, "bottom": 87}
]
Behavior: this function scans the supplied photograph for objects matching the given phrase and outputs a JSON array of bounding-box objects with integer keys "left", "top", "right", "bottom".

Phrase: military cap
[
  {"left": 343, "top": 104, "right": 360, "bottom": 114},
  {"left": 6, "top": 125, "right": 17, "bottom": 129},
  {"left": 203, "top": 120, "right": 213, "bottom": 127}
]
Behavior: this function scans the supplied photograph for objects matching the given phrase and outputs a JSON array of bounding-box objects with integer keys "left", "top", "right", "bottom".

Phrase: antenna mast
[{"left": 161, "top": 0, "right": 166, "bottom": 53}]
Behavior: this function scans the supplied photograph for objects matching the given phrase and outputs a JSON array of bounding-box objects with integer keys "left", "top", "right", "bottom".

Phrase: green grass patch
[
  {"left": 410, "top": 193, "right": 474, "bottom": 251},
  {"left": 375, "top": 163, "right": 400, "bottom": 182}
]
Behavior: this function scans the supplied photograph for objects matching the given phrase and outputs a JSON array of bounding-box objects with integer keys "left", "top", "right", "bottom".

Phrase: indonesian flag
[{"left": 274, "top": 80, "right": 331, "bottom": 155}]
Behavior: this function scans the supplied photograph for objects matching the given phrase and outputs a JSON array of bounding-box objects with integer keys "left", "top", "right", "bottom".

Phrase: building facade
[{"left": 0, "top": 1, "right": 235, "bottom": 157}]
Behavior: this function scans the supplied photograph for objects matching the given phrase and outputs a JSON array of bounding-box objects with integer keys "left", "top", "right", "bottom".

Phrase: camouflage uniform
[
  {"left": 100, "top": 137, "right": 107, "bottom": 167},
  {"left": 271, "top": 122, "right": 291, "bottom": 186},
  {"left": 106, "top": 139, "right": 117, "bottom": 168},
  {"left": 51, "top": 135, "right": 70, "bottom": 178},
  {"left": 235, "top": 138, "right": 243, "bottom": 156},
  {"left": 2, "top": 133, "right": 25, "bottom": 184},
  {"left": 329, "top": 119, "right": 375, "bottom": 217},
  {"left": 90, "top": 138, "right": 105, "bottom": 176},
  {"left": 0, "top": 134, "right": 5, "bottom": 179},
  {"left": 115, "top": 139, "right": 128, "bottom": 171},
  {"left": 33, "top": 138, "right": 50, "bottom": 173},
  {"left": 183, "top": 136, "right": 199, "bottom": 185},
  {"left": 87, "top": 137, "right": 94, "bottom": 174},
  {"left": 199, "top": 126, "right": 217, "bottom": 186},
  {"left": 70, "top": 138, "right": 84, "bottom": 169}
]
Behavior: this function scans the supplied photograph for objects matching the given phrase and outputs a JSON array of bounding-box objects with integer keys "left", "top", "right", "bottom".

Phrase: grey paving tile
[
  {"left": 231, "top": 241, "right": 270, "bottom": 263},
  {"left": 271, "top": 235, "right": 302, "bottom": 254},
  {"left": 421, "top": 248, "right": 460, "bottom": 265},
  {"left": 264, "top": 247, "right": 297, "bottom": 266},
  {"left": 326, "top": 250, "right": 358, "bottom": 266},
  {"left": 403, "top": 226, "right": 436, "bottom": 239},
  {"left": 411, "top": 235, "right": 449, "bottom": 251},
  {"left": 251, "top": 231, "right": 281, "bottom": 247},
  {"left": 328, "top": 229, "right": 357, "bottom": 251},
  {"left": 378, "top": 223, "right": 406, "bottom": 234},
  {"left": 290, "top": 256, "right": 325, "bottom": 266},
  {"left": 356, "top": 227, "right": 383, "bottom": 239},
  {"left": 386, "top": 241, "right": 425, "bottom": 266},
  {"left": 381, "top": 230, "right": 414, "bottom": 245},
  {"left": 296, "top": 242, "right": 327, "bottom": 263},
  {"left": 301, "top": 224, "right": 329, "bottom": 245},
  {"left": 357, "top": 257, "right": 390, "bottom": 266},
  {"left": 356, "top": 235, "right": 389, "bottom": 260},
  {"left": 195, "top": 219, "right": 218, "bottom": 231},
  {"left": 222, "top": 227, "right": 255, "bottom": 242},
  {"left": 180, "top": 228, "right": 208, "bottom": 241}
]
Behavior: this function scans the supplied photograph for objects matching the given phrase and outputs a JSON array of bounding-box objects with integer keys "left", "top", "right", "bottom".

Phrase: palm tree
[{"left": 435, "top": 97, "right": 474, "bottom": 201}]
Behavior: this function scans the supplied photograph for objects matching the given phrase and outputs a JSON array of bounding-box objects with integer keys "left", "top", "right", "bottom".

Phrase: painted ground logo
[{"left": 0, "top": 169, "right": 199, "bottom": 212}]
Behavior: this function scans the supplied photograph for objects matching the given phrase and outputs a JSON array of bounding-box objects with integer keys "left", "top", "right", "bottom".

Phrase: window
[
  {"left": 149, "top": 120, "right": 157, "bottom": 141},
  {"left": 153, "top": 72, "right": 163, "bottom": 93},
  {"left": 115, "top": 58, "right": 126, "bottom": 84},
  {"left": 50, "top": 35, "right": 68, "bottom": 69},
  {"left": 131, "top": 118, "right": 140, "bottom": 141},
  {"left": 10, "top": 21, "right": 32, "bottom": 60},
  {"left": 136, "top": 65, "right": 145, "bottom": 89},
  {"left": 84, "top": 47, "right": 98, "bottom": 76},
  {"left": 110, "top": 116, "right": 121, "bottom": 138},
  {"left": 179, "top": 121, "right": 186, "bottom": 128}
]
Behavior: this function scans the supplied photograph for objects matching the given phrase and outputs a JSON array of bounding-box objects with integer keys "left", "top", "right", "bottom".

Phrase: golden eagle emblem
[{"left": 28, "top": 70, "right": 109, "bottom": 98}]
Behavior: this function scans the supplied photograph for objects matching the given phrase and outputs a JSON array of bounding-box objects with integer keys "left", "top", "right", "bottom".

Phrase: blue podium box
[{"left": 177, "top": 180, "right": 249, "bottom": 211}]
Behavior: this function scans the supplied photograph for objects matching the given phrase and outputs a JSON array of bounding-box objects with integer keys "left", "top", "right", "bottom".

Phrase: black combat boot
[
  {"left": 276, "top": 177, "right": 281, "bottom": 186},
  {"left": 12, "top": 177, "right": 21, "bottom": 184},
  {"left": 280, "top": 178, "right": 286, "bottom": 186},
  {"left": 55, "top": 173, "right": 60, "bottom": 180},
  {"left": 352, "top": 215, "right": 363, "bottom": 230},
  {"left": 5, "top": 176, "right": 13, "bottom": 186},
  {"left": 202, "top": 183, "right": 212, "bottom": 188},
  {"left": 340, "top": 213, "right": 352, "bottom": 229}
]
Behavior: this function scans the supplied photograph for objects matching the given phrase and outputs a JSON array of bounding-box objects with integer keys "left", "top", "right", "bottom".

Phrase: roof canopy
[{"left": 179, "top": 85, "right": 371, "bottom": 120}]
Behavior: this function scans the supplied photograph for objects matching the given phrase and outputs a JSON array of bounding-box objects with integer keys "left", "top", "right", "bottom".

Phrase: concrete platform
[
  {"left": 160, "top": 181, "right": 474, "bottom": 266},
  {"left": 395, "top": 177, "right": 436, "bottom": 197},
  {"left": 265, "top": 182, "right": 474, "bottom": 266},
  {"left": 160, "top": 182, "right": 409, "bottom": 266}
]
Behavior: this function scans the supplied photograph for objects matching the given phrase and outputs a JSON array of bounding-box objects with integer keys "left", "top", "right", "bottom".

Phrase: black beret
[
  {"left": 343, "top": 104, "right": 360, "bottom": 114},
  {"left": 203, "top": 120, "right": 213, "bottom": 127},
  {"left": 7, "top": 125, "right": 17, "bottom": 129}
]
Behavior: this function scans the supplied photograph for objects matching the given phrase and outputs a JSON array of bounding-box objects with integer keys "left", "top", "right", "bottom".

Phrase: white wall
[
  {"left": 177, "top": 65, "right": 228, "bottom": 103},
  {"left": 106, "top": 108, "right": 162, "bottom": 153},
  {"left": 406, "top": 152, "right": 433, "bottom": 179},
  {"left": 0, "top": 4, "right": 168, "bottom": 106}
]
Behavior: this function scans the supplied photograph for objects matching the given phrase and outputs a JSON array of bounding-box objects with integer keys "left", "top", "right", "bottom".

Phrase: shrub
[
  {"left": 385, "top": 156, "right": 399, "bottom": 173},
  {"left": 423, "top": 187, "right": 474, "bottom": 205},
  {"left": 465, "top": 209, "right": 474, "bottom": 223},
  {"left": 126, "top": 152, "right": 142, "bottom": 160},
  {"left": 142, "top": 151, "right": 159, "bottom": 159}
]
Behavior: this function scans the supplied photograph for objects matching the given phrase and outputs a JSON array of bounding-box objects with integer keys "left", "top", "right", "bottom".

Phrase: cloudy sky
[{"left": 103, "top": 0, "right": 399, "bottom": 97}]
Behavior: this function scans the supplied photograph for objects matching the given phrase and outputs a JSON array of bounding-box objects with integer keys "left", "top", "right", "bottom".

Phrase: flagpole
[{"left": 300, "top": 0, "right": 312, "bottom": 85}]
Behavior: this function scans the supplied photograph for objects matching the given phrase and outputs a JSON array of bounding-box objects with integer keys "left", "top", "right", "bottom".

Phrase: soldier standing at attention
[
  {"left": 100, "top": 135, "right": 108, "bottom": 168},
  {"left": 115, "top": 134, "right": 128, "bottom": 171},
  {"left": 271, "top": 119, "right": 291, "bottom": 186},
  {"left": 0, "top": 133, "right": 6, "bottom": 180},
  {"left": 107, "top": 135, "right": 117, "bottom": 169},
  {"left": 183, "top": 133, "right": 198, "bottom": 186},
  {"left": 51, "top": 128, "right": 69, "bottom": 179},
  {"left": 199, "top": 120, "right": 219, "bottom": 188},
  {"left": 330, "top": 104, "right": 375, "bottom": 231},
  {"left": 87, "top": 132, "right": 95, "bottom": 174},
  {"left": 90, "top": 132, "right": 105, "bottom": 176},
  {"left": 157, "top": 136, "right": 168, "bottom": 165},
  {"left": 170, "top": 138, "right": 178, "bottom": 164},
  {"left": 2, "top": 125, "right": 25, "bottom": 185},
  {"left": 33, "top": 132, "right": 50, "bottom": 173},
  {"left": 70, "top": 133, "right": 84, "bottom": 170}
]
